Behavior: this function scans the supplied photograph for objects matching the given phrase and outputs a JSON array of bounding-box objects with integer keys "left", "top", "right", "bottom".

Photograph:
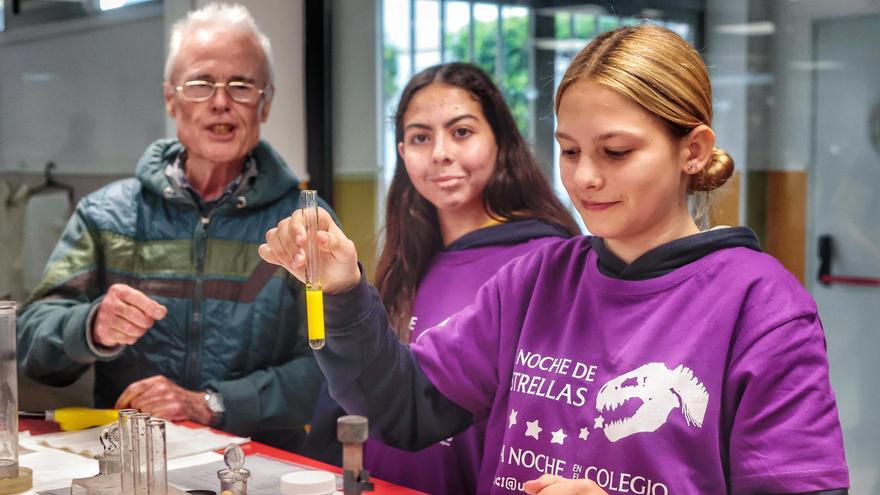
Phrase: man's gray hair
[{"left": 164, "top": 2, "right": 275, "bottom": 85}]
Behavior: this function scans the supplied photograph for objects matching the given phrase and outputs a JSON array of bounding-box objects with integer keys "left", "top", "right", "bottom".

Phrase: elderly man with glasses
[{"left": 17, "top": 3, "right": 330, "bottom": 452}]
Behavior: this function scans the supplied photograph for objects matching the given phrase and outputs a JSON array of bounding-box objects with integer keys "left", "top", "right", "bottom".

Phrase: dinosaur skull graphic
[{"left": 596, "top": 362, "right": 709, "bottom": 442}]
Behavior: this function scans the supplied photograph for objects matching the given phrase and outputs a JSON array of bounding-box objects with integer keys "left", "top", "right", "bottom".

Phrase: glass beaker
[{"left": 0, "top": 302, "right": 19, "bottom": 479}]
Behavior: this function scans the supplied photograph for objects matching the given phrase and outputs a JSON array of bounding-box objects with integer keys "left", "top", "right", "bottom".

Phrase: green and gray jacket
[{"left": 17, "top": 139, "right": 327, "bottom": 439}]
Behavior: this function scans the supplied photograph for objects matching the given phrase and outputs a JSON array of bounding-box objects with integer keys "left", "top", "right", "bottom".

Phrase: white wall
[
  {"left": 166, "top": 0, "right": 308, "bottom": 179},
  {"left": 1, "top": 1, "right": 307, "bottom": 178},
  {"left": 0, "top": 3, "right": 166, "bottom": 174},
  {"left": 330, "top": 0, "right": 382, "bottom": 178}
]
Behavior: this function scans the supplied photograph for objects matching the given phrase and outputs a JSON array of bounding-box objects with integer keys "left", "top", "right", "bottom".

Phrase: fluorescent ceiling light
[
  {"left": 715, "top": 22, "right": 775, "bottom": 36},
  {"left": 711, "top": 73, "right": 774, "bottom": 87},
  {"left": 100, "top": 0, "right": 126, "bottom": 10},
  {"left": 790, "top": 60, "right": 846, "bottom": 71},
  {"left": 535, "top": 38, "right": 589, "bottom": 52}
]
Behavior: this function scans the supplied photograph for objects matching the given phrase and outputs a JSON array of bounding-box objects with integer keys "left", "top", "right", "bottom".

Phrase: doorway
[{"left": 809, "top": 14, "right": 880, "bottom": 494}]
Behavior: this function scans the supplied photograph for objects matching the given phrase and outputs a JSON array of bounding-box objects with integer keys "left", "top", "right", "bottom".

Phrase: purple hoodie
[{"left": 410, "top": 237, "right": 849, "bottom": 494}]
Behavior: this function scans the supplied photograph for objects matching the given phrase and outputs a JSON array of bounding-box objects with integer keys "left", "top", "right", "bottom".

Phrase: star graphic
[
  {"left": 525, "top": 420, "right": 542, "bottom": 440},
  {"left": 509, "top": 409, "right": 518, "bottom": 428},
  {"left": 594, "top": 416, "right": 604, "bottom": 429},
  {"left": 550, "top": 428, "right": 567, "bottom": 445},
  {"left": 579, "top": 427, "right": 590, "bottom": 440}
]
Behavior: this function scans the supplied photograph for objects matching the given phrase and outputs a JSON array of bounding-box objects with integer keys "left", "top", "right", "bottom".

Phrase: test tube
[
  {"left": 300, "top": 190, "right": 325, "bottom": 350},
  {"left": 146, "top": 419, "right": 167, "bottom": 495},
  {"left": 117, "top": 408, "right": 138, "bottom": 492},
  {"left": 0, "top": 302, "right": 19, "bottom": 480},
  {"left": 132, "top": 412, "right": 151, "bottom": 495}
]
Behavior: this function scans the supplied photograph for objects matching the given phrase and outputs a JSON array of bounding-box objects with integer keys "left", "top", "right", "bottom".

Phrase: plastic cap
[{"left": 280, "top": 470, "right": 336, "bottom": 495}]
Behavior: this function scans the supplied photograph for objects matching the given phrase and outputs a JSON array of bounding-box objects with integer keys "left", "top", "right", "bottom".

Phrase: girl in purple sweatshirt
[
  {"left": 261, "top": 25, "right": 848, "bottom": 495},
  {"left": 312, "top": 63, "right": 579, "bottom": 494}
]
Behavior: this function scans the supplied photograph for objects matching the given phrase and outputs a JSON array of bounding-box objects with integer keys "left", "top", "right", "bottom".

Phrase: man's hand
[
  {"left": 114, "top": 375, "right": 213, "bottom": 425},
  {"left": 93, "top": 284, "right": 167, "bottom": 347},
  {"left": 524, "top": 475, "right": 609, "bottom": 495}
]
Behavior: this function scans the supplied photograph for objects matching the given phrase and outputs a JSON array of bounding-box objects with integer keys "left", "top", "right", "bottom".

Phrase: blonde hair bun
[{"left": 690, "top": 147, "right": 734, "bottom": 192}]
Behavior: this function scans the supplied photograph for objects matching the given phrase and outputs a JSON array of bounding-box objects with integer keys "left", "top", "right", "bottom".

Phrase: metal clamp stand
[{"left": 337, "top": 416, "right": 374, "bottom": 495}]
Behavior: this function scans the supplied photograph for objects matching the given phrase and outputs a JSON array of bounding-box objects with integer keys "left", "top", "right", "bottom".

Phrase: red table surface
[{"left": 20, "top": 419, "right": 426, "bottom": 495}]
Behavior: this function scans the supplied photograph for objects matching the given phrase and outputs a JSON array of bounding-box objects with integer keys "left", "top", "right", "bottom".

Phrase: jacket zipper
[{"left": 184, "top": 213, "right": 211, "bottom": 389}]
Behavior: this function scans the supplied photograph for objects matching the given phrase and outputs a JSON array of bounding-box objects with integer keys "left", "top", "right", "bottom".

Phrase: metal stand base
[
  {"left": 71, "top": 472, "right": 188, "bottom": 495},
  {"left": 0, "top": 467, "right": 33, "bottom": 495},
  {"left": 343, "top": 469, "right": 374, "bottom": 495}
]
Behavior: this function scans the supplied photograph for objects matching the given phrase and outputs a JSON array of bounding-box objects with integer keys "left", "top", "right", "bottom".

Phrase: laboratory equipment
[
  {"left": 95, "top": 424, "right": 121, "bottom": 475},
  {"left": 217, "top": 443, "right": 250, "bottom": 495},
  {"left": 0, "top": 301, "right": 33, "bottom": 494},
  {"left": 132, "top": 412, "right": 151, "bottom": 494},
  {"left": 279, "top": 471, "right": 337, "bottom": 495},
  {"left": 146, "top": 419, "right": 167, "bottom": 495},
  {"left": 337, "top": 416, "right": 373, "bottom": 495},
  {"left": 69, "top": 425, "right": 123, "bottom": 494},
  {"left": 71, "top": 412, "right": 183, "bottom": 495},
  {"left": 300, "top": 190, "right": 326, "bottom": 350},
  {"left": 19, "top": 407, "right": 119, "bottom": 431},
  {"left": 118, "top": 408, "right": 138, "bottom": 492}
]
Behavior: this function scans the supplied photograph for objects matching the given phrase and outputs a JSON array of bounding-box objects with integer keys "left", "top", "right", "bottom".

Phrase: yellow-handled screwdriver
[{"left": 20, "top": 407, "right": 120, "bottom": 431}]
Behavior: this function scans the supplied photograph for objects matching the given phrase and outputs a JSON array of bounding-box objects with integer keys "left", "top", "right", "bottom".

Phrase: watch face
[{"left": 206, "top": 391, "right": 225, "bottom": 413}]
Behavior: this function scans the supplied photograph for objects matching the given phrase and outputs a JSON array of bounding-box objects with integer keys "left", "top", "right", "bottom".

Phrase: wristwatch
[{"left": 204, "top": 388, "right": 226, "bottom": 427}]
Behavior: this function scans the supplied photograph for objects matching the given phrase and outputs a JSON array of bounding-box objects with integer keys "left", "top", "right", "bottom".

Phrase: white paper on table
[
  {"left": 33, "top": 421, "right": 248, "bottom": 459},
  {"left": 167, "top": 451, "right": 223, "bottom": 471},
  {"left": 18, "top": 436, "right": 100, "bottom": 492},
  {"left": 19, "top": 431, "right": 35, "bottom": 455}
]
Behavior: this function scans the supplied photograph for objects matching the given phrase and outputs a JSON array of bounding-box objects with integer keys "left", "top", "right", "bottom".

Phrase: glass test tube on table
[
  {"left": 146, "top": 419, "right": 167, "bottom": 495},
  {"left": 118, "top": 408, "right": 138, "bottom": 492},
  {"left": 132, "top": 412, "right": 152, "bottom": 494}
]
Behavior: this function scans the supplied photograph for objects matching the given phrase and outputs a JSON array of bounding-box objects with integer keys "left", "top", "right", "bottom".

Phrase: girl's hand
[
  {"left": 259, "top": 207, "right": 361, "bottom": 294},
  {"left": 524, "top": 474, "right": 608, "bottom": 495}
]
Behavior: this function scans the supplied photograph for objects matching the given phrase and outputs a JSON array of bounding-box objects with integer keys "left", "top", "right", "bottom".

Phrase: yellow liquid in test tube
[
  {"left": 301, "top": 189, "right": 325, "bottom": 350},
  {"left": 306, "top": 285, "right": 325, "bottom": 349}
]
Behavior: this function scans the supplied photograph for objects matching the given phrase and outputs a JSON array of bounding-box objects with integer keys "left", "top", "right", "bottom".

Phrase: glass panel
[
  {"left": 414, "top": 0, "right": 441, "bottom": 71},
  {"left": 665, "top": 21, "right": 691, "bottom": 43},
  {"left": 597, "top": 15, "right": 619, "bottom": 34},
  {"left": 377, "top": 1, "right": 701, "bottom": 235},
  {"left": 552, "top": 9, "right": 586, "bottom": 230},
  {"left": 809, "top": 16, "right": 880, "bottom": 492},
  {"left": 501, "top": 6, "right": 530, "bottom": 137},
  {"left": 472, "top": 3, "right": 499, "bottom": 78},
  {"left": 382, "top": 0, "right": 412, "bottom": 183},
  {"left": 555, "top": 11, "right": 572, "bottom": 39},
  {"left": 444, "top": 1, "right": 471, "bottom": 62},
  {"left": 574, "top": 13, "right": 596, "bottom": 39},
  {"left": 0, "top": 0, "right": 5, "bottom": 33}
]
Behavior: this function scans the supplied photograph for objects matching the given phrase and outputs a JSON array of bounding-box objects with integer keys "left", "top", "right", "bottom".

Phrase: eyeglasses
[{"left": 173, "top": 80, "right": 268, "bottom": 104}]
